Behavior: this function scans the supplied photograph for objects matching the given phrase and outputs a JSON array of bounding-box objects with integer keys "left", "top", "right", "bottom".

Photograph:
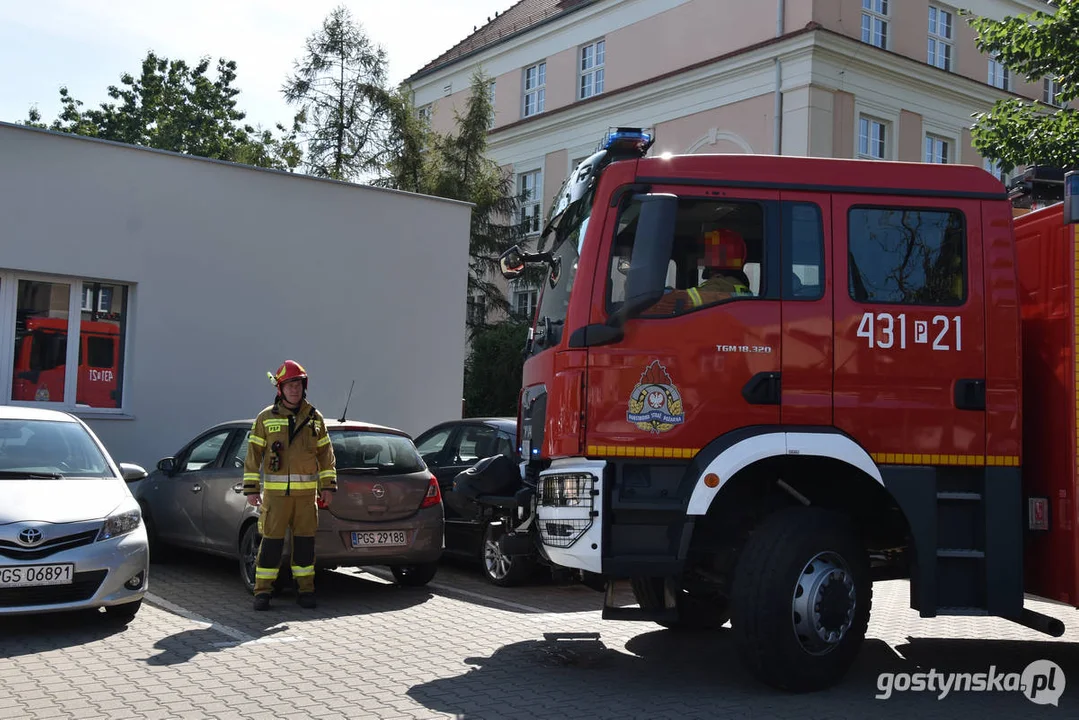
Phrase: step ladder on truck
[{"left": 472, "top": 127, "right": 1079, "bottom": 693}]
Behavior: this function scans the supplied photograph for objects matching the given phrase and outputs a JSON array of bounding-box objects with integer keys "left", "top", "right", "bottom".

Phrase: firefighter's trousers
[{"left": 254, "top": 491, "right": 318, "bottom": 595}]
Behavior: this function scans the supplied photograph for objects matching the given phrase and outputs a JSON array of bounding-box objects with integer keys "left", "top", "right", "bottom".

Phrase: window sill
[{"left": 72, "top": 410, "right": 136, "bottom": 421}]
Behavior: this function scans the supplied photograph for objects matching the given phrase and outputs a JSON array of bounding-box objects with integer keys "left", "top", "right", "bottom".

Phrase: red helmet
[
  {"left": 269, "top": 360, "right": 308, "bottom": 390},
  {"left": 702, "top": 229, "right": 746, "bottom": 271}
]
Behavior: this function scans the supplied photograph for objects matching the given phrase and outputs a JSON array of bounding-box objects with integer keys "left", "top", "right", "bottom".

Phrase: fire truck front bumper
[{"left": 532, "top": 458, "right": 606, "bottom": 574}]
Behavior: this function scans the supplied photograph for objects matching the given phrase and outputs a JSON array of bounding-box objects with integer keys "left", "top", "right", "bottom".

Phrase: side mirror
[
  {"left": 548, "top": 256, "right": 562, "bottom": 287},
  {"left": 120, "top": 463, "right": 148, "bottom": 483},
  {"left": 611, "top": 193, "right": 678, "bottom": 326},
  {"left": 499, "top": 245, "right": 526, "bottom": 279},
  {"left": 157, "top": 457, "right": 177, "bottom": 475}
]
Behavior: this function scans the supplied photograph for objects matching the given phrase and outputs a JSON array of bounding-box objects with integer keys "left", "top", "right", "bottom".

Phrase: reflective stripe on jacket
[{"left": 242, "top": 399, "right": 338, "bottom": 496}]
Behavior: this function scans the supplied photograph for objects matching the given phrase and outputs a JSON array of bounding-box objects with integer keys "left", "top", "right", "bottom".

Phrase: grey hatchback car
[{"left": 133, "top": 418, "right": 444, "bottom": 590}]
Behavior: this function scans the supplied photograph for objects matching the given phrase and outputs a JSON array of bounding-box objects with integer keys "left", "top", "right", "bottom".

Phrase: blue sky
[{"left": 0, "top": 0, "right": 512, "bottom": 131}]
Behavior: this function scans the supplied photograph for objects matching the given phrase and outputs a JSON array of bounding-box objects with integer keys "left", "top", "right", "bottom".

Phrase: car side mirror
[
  {"left": 157, "top": 457, "right": 177, "bottom": 475},
  {"left": 120, "top": 463, "right": 148, "bottom": 483},
  {"left": 499, "top": 245, "right": 526, "bottom": 279}
]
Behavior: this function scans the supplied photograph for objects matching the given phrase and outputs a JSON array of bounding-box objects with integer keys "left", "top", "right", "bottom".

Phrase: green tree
[
  {"left": 380, "top": 69, "right": 528, "bottom": 333},
  {"left": 282, "top": 4, "right": 391, "bottom": 181},
  {"left": 463, "top": 321, "right": 530, "bottom": 417},
  {"left": 964, "top": 0, "right": 1079, "bottom": 173},
  {"left": 24, "top": 51, "right": 301, "bottom": 171}
]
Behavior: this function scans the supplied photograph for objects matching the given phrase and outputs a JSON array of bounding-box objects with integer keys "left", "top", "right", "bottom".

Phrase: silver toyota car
[{"left": 0, "top": 405, "right": 150, "bottom": 621}]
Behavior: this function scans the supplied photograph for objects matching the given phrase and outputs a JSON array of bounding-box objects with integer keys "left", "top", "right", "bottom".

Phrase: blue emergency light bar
[
  {"left": 1065, "top": 170, "right": 1078, "bottom": 225},
  {"left": 601, "top": 127, "right": 655, "bottom": 158}
]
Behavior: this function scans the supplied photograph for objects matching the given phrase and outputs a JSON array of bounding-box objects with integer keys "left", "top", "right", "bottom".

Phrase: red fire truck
[
  {"left": 12, "top": 316, "right": 121, "bottom": 407},
  {"left": 494, "top": 128, "right": 1079, "bottom": 693}
]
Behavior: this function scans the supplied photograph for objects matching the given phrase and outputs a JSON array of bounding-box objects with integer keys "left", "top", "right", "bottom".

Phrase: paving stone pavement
[{"left": 2, "top": 549, "right": 1079, "bottom": 719}]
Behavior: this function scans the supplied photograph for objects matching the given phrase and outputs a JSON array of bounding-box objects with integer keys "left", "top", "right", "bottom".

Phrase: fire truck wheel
[
  {"left": 730, "top": 505, "right": 871, "bottom": 693},
  {"left": 629, "top": 577, "right": 730, "bottom": 631}
]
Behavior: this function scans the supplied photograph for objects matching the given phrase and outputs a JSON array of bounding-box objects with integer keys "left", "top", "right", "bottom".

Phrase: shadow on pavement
[
  {"left": 406, "top": 629, "right": 1079, "bottom": 720},
  {"left": 0, "top": 608, "right": 132, "bottom": 658}
]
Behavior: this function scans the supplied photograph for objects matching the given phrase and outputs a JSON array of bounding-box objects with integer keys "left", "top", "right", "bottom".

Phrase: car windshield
[
  {"left": 331, "top": 430, "right": 426, "bottom": 474},
  {"left": 0, "top": 418, "right": 112, "bottom": 478}
]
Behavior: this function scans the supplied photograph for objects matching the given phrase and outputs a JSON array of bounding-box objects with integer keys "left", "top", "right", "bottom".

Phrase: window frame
[
  {"left": 988, "top": 54, "right": 1010, "bottom": 90},
  {"left": 858, "top": 116, "right": 889, "bottom": 160},
  {"left": 925, "top": 134, "right": 951, "bottom": 164},
  {"left": 927, "top": 5, "right": 954, "bottom": 72},
  {"left": 518, "top": 168, "right": 543, "bottom": 236},
  {"left": 178, "top": 428, "right": 232, "bottom": 474},
  {"left": 523, "top": 61, "right": 547, "bottom": 118},
  {"left": 0, "top": 270, "right": 133, "bottom": 417},
  {"left": 861, "top": 0, "right": 889, "bottom": 49},
  {"left": 781, "top": 201, "right": 827, "bottom": 302},
  {"left": 846, "top": 204, "right": 968, "bottom": 307},
  {"left": 579, "top": 38, "right": 606, "bottom": 100}
]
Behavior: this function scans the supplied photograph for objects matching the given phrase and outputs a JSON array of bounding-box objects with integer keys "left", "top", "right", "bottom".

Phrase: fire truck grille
[
  {"left": 0, "top": 530, "right": 99, "bottom": 561},
  {"left": 0, "top": 570, "right": 107, "bottom": 607}
]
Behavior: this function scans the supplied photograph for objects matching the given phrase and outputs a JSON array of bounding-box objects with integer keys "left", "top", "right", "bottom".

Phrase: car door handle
[
  {"left": 191, "top": 484, "right": 202, "bottom": 493},
  {"left": 233, "top": 482, "right": 244, "bottom": 493}
]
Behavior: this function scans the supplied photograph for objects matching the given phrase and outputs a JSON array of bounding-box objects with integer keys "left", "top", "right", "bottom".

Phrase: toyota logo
[
  {"left": 17, "top": 528, "right": 43, "bottom": 547},
  {"left": 371, "top": 484, "right": 386, "bottom": 499}
]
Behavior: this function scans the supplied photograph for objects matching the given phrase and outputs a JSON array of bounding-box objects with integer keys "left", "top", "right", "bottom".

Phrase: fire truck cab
[{"left": 499, "top": 128, "right": 1079, "bottom": 692}]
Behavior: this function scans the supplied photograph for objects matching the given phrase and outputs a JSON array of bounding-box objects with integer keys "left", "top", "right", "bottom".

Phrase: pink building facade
[{"left": 406, "top": 0, "right": 1062, "bottom": 322}]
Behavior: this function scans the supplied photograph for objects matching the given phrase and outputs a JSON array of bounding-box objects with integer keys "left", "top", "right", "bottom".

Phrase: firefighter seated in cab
[
  {"left": 242, "top": 360, "right": 337, "bottom": 611},
  {"left": 649, "top": 228, "right": 753, "bottom": 315}
]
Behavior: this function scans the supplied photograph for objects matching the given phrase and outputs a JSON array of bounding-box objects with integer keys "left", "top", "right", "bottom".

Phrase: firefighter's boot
[
  {"left": 253, "top": 593, "right": 271, "bottom": 611},
  {"left": 297, "top": 592, "right": 317, "bottom": 609}
]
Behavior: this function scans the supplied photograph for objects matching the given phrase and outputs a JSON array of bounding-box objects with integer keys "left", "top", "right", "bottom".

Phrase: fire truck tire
[
  {"left": 629, "top": 577, "right": 730, "bottom": 630},
  {"left": 730, "top": 505, "right": 871, "bottom": 693}
]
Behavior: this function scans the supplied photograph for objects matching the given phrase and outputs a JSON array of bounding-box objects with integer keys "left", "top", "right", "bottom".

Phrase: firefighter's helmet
[
  {"left": 268, "top": 360, "right": 308, "bottom": 391},
  {"left": 702, "top": 228, "right": 747, "bottom": 271}
]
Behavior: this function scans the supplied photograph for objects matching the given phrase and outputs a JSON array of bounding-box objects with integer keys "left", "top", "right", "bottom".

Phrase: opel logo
[
  {"left": 17, "top": 528, "right": 43, "bottom": 547},
  {"left": 371, "top": 484, "right": 386, "bottom": 499}
]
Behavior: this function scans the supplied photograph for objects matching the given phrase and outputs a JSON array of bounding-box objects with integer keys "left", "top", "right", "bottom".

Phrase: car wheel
[
  {"left": 104, "top": 599, "right": 142, "bottom": 625},
  {"left": 391, "top": 562, "right": 438, "bottom": 587},
  {"left": 482, "top": 522, "right": 533, "bottom": 587},
  {"left": 239, "top": 522, "right": 260, "bottom": 594}
]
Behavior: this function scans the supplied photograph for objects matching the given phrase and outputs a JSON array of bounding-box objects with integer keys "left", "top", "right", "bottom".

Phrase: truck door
[
  {"left": 831, "top": 195, "right": 986, "bottom": 462},
  {"left": 585, "top": 187, "right": 783, "bottom": 455},
  {"left": 778, "top": 193, "right": 833, "bottom": 426}
]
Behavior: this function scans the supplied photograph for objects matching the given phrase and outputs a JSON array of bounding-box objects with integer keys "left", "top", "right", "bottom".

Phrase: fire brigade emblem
[{"left": 627, "top": 361, "right": 685, "bottom": 434}]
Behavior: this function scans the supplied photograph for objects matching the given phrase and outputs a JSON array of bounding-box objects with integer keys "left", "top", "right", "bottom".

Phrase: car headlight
[{"left": 98, "top": 509, "right": 142, "bottom": 541}]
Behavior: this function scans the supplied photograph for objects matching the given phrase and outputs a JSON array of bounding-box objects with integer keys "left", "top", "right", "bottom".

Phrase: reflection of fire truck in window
[{"left": 12, "top": 317, "right": 121, "bottom": 407}]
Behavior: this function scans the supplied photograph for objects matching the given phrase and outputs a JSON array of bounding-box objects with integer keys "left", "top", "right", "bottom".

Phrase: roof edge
[{"left": 0, "top": 121, "right": 475, "bottom": 210}]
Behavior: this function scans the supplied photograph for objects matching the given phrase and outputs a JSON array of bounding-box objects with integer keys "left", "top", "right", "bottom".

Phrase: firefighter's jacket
[{"left": 242, "top": 398, "right": 337, "bottom": 497}]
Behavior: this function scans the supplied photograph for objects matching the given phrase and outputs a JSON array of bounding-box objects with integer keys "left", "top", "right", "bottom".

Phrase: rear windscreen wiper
[
  {"left": 337, "top": 467, "right": 379, "bottom": 474},
  {"left": 0, "top": 470, "right": 64, "bottom": 479}
]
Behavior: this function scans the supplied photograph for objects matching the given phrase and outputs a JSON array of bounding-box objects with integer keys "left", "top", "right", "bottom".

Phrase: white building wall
[{"left": 0, "top": 123, "right": 473, "bottom": 469}]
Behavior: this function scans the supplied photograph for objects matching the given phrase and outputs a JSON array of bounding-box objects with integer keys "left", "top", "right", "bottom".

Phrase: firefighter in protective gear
[
  {"left": 243, "top": 360, "right": 337, "bottom": 611},
  {"left": 648, "top": 228, "right": 753, "bottom": 315}
]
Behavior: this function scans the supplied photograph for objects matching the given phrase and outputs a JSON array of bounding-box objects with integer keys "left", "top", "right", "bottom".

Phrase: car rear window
[
  {"left": 330, "top": 430, "right": 426, "bottom": 474},
  {"left": 0, "top": 419, "right": 112, "bottom": 477}
]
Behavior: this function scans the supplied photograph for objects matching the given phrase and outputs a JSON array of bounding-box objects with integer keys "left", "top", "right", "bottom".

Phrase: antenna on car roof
[{"left": 339, "top": 380, "right": 355, "bottom": 422}]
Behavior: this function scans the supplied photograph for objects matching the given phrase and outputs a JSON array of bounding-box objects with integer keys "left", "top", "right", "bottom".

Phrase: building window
[
  {"left": 523, "top": 61, "right": 546, "bottom": 117},
  {"left": 466, "top": 295, "right": 487, "bottom": 327},
  {"left": 417, "top": 104, "right": 432, "bottom": 124},
  {"left": 848, "top": 207, "right": 965, "bottom": 306},
  {"left": 927, "top": 6, "right": 953, "bottom": 71},
  {"left": 1044, "top": 77, "right": 1062, "bottom": 106},
  {"left": 5, "top": 272, "right": 129, "bottom": 411},
  {"left": 984, "top": 158, "right": 1008, "bottom": 183},
  {"left": 513, "top": 287, "right": 538, "bottom": 319},
  {"left": 861, "top": 0, "right": 889, "bottom": 49},
  {"left": 518, "top": 170, "right": 542, "bottom": 235},
  {"left": 579, "top": 39, "right": 605, "bottom": 100},
  {"left": 925, "top": 134, "right": 950, "bottom": 163},
  {"left": 988, "top": 54, "right": 1010, "bottom": 90},
  {"left": 859, "top": 116, "right": 888, "bottom": 159}
]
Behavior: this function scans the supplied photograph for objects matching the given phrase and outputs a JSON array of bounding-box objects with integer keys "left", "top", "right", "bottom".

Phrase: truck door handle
[
  {"left": 743, "top": 372, "right": 781, "bottom": 406},
  {"left": 954, "top": 379, "right": 986, "bottom": 411},
  {"left": 191, "top": 484, "right": 202, "bottom": 493}
]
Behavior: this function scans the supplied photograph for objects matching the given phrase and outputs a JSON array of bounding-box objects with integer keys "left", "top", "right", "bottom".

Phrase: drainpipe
[{"left": 774, "top": 0, "right": 785, "bottom": 155}]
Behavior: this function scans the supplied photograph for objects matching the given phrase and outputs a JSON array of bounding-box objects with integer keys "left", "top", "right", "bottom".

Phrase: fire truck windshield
[{"left": 528, "top": 184, "right": 595, "bottom": 356}]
